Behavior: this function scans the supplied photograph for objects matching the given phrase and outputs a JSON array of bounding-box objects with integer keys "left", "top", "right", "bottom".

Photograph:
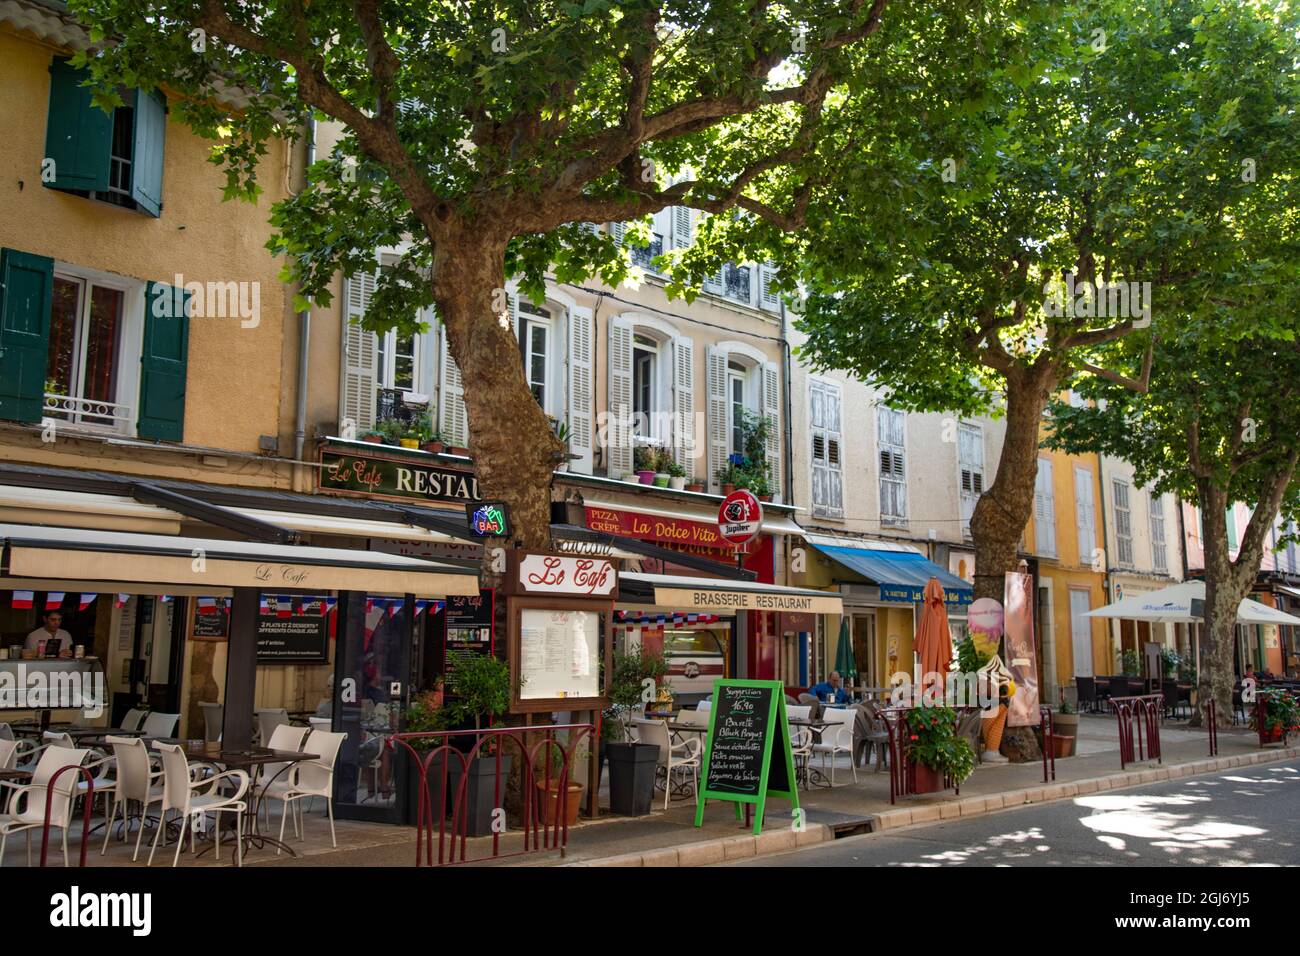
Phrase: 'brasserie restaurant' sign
[{"left": 319, "top": 447, "right": 481, "bottom": 505}]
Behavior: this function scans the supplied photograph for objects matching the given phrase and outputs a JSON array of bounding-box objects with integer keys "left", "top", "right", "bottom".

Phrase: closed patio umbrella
[
  {"left": 833, "top": 618, "right": 857, "bottom": 684},
  {"left": 914, "top": 577, "right": 952, "bottom": 696}
]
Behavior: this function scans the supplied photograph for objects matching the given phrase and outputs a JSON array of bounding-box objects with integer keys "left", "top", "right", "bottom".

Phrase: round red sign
[{"left": 717, "top": 489, "right": 764, "bottom": 545}]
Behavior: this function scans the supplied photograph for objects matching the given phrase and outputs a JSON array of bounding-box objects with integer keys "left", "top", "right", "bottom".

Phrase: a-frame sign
[{"left": 693, "top": 678, "right": 799, "bottom": 835}]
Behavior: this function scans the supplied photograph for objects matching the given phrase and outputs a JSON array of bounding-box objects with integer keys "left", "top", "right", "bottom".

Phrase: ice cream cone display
[{"left": 982, "top": 703, "right": 1008, "bottom": 751}]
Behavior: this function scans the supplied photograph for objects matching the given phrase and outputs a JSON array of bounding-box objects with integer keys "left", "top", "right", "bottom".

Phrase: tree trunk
[
  {"left": 431, "top": 236, "right": 562, "bottom": 550},
  {"left": 970, "top": 366, "right": 1054, "bottom": 601}
]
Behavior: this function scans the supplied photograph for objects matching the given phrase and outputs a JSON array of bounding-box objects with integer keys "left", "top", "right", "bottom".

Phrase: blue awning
[{"left": 812, "top": 544, "right": 973, "bottom": 606}]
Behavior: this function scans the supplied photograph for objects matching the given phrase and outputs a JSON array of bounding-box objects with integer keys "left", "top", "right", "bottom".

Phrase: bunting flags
[
  {"left": 11, "top": 590, "right": 34, "bottom": 610},
  {"left": 413, "top": 598, "right": 444, "bottom": 616},
  {"left": 276, "top": 595, "right": 294, "bottom": 619},
  {"left": 115, "top": 594, "right": 129, "bottom": 609},
  {"left": 323, "top": 597, "right": 337, "bottom": 614},
  {"left": 196, "top": 597, "right": 219, "bottom": 615},
  {"left": 78, "top": 594, "right": 95, "bottom": 611},
  {"left": 259, "top": 596, "right": 270, "bottom": 614},
  {"left": 614, "top": 610, "right": 721, "bottom": 627},
  {"left": 44, "top": 592, "right": 66, "bottom": 611},
  {"left": 158, "top": 595, "right": 173, "bottom": 604},
  {"left": 387, "top": 599, "right": 404, "bottom": 618}
]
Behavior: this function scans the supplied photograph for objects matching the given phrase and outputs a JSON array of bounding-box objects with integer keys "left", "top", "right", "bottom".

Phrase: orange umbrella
[{"left": 914, "top": 577, "right": 952, "bottom": 697}]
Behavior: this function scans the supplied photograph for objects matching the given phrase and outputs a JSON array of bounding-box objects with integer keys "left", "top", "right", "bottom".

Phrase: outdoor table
[
  {"left": 179, "top": 745, "right": 318, "bottom": 859},
  {"left": 788, "top": 718, "right": 833, "bottom": 788},
  {"left": 0, "top": 767, "right": 33, "bottom": 782}
]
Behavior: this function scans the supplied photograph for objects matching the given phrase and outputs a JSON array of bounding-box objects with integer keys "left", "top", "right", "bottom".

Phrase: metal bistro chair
[
  {"left": 1075, "top": 677, "right": 1097, "bottom": 714},
  {"left": 633, "top": 718, "right": 701, "bottom": 809},
  {"left": 785, "top": 705, "right": 813, "bottom": 788}
]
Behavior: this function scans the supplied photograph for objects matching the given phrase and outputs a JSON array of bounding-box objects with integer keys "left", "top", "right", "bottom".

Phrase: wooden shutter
[
  {"left": 44, "top": 58, "right": 111, "bottom": 194},
  {"left": 0, "top": 249, "right": 54, "bottom": 424},
  {"left": 672, "top": 336, "right": 695, "bottom": 472},
  {"left": 1034, "top": 458, "right": 1056, "bottom": 556},
  {"left": 138, "top": 281, "right": 191, "bottom": 441},
  {"left": 606, "top": 316, "right": 634, "bottom": 476},
  {"left": 810, "top": 380, "right": 842, "bottom": 517},
  {"left": 439, "top": 327, "right": 467, "bottom": 447},
  {"left": 762, "top": 361, "right": 781, "bottom": 500},
  {"left": 340, "top": 272, "right": 378, "bottom": 432},
  {"left": 672, "top": 207, "right": 693, "bottom": 249},
  {"left": 1075, "top": 467, "right": 1096, "bottom": 562},
  {"left": 567, "top": 305, "right": 594, "bottom": 474},
  {"left": 130, "top": 87, "right": 167, "bottom": 217},
  {"left": 706, "top": 346, "right": 729, "bottom": 490}
]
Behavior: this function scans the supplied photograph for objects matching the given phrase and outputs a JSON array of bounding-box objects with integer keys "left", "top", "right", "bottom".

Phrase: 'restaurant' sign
[
  {"left": 516, "top": 554, "right": 616, "bottom": 597},
  {"left": 653, "top": 585, "right": 843, "bottom": 614},
  {"left": 318, "top": 446, "right": 480, "bottom": 505}
]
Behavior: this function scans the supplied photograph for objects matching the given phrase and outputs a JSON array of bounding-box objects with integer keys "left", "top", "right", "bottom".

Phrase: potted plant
[
  {"left": 375, "top": 417, "right": 406, "bottom": 447},
  {"left": 1050, "top": 694, "right": 1079, "bottom": 757},
  {"left": 1118, "top": 648, "right": 1140, "bottom": 677},
  {"left": 634, "top": 445, "right": 657, "bottom": 485},
  {"left": 444, "top": 655, "right": 514, "bottom": 835},
  {"left": 415, "top": 410, "right": 444, "bottom": 454},
  {"left": 651, "top": 447, "right": 672, "bottom": 487},
  {"left": 535, "top": 742, "right": 586, "bottom": 826},
  {"left": 1254, "top": 687, "right": 1299, "bottom": 744},
  {"left": 603, "top": 648, "right": 668, "bottom": 816},
  {"left": 361, "top": 429, "right": 384, "bottom": 444},
  {"left": 665, "top": 457, "right": 687, "bottom": 491},
  {"left": 686, "top": 476, "right": 706, "bottom": 493},
  {"left": 1160, "top": 647, "right": 1180, "bottom": 679},
  {"left": 401, "top": 691, "right": 450, "bottom": 820},
  {"left": 551, "top": 418, "right": 572, "bottom": 472},
  {"left": 905, "top": 704, "right": 975, "bottom": 793},
  {"left": 715, "top": 462, "right": 739, "bottom": 495}
]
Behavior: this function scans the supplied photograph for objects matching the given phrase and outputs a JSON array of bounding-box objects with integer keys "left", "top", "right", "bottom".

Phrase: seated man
[{"left": 809, "top": 671, "right": 849, "bottom": 705}]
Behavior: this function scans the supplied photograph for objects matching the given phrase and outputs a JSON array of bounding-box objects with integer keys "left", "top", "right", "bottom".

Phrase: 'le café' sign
[{"left": 516, "top": 554, "right": 616, "bottom": 597}]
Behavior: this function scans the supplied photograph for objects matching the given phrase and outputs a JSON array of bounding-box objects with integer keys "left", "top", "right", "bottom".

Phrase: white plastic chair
[
  {"left": 633, "top": 718, "right": 701, "bottom": 809},
  {"left": 812, "top": 707, "right": 857, "bottom": 786},
  {"left": 675, "top": 709, "right": 708, "bottom": 729},
  {"left": 307, "top": 716, "right": 332, "bottom": 735},
  {"left": 100, "top": 736, "right": 165, "bottom": 861},
  {"left": 141, "top": 712, "right": 180, "bottom": 738},
  {"left": 0, "top": 723, "right": 13, "bottom": 741},
  {"left": 267, "top": 730, "right": 345, "bottom": 852},
  {"left": 0, "top": 745, "right": 89, "bottom": 866},
  {"left": 697, "top": 699, "right": 711, "bottom": 713},
  {"left": 255, "top": 709, "right": 290, "bottom": 746},
  {"left": 255, "top": 724, "right": 308, "bottom": 827},
  {"left": 149, "top": 742, "right": 249, "bottom": 867},
  {"left": 198, "top": 702, "right": 224, "bottom": 743},
  {"left": 121, "top": 709, "right": 149, "bottom": 732}
]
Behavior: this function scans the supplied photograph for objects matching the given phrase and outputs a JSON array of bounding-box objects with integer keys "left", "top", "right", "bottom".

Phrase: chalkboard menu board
[
  {"left": 695, "top": 678, "right": 798, "bottom": 835},
  {"left": 191, "top": 599, "right": 230, "bottom": 639},
  {"left": 443, "top": 589, "right": 494, "bottom": 682}
]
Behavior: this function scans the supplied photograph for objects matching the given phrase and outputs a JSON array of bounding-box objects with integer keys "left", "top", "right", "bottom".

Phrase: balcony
[
  {"left": 43, "top": 393, "right": 132, "bottom": 433},
  {"left": 722, "top": 264, "right": 752, "bottom": 304},
  {"left": 628, "top": 233, "right": 665, "bottom": 273}
]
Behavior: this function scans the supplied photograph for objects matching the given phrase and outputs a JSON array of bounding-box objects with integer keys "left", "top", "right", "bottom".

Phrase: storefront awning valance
[
  {"left": 618, "top": 571, "right": 843, "bottom": 614},
  {"left": 0, "top": 524, "right": 479, "bottom": 597},
  {"left": 811, "top": 542, "right": 973, "bottom": 606}
]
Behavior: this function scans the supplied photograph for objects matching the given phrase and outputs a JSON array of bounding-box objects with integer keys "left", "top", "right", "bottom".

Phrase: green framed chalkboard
[{"left": 693, "top": 678, "right": 799, "bottom": 835}]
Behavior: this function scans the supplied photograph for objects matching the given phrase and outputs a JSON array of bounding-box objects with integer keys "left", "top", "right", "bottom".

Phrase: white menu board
[{"left": 519, "top": 608, "right": 600, "bottom": 701}]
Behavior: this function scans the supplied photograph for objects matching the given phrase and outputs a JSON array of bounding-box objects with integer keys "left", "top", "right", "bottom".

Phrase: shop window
[{"left": 44, "top": 58, "right": 167, "bottom": 217}]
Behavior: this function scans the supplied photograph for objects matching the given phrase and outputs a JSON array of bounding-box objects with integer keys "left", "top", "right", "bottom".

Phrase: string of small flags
[{"left": 614, "top": 610, "right": 720, "bottom": 626}]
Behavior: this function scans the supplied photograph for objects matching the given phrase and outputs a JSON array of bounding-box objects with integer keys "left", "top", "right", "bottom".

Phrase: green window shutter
[
  {"left": 0, "top": 249, "right": 54, "bottom": 424},
  {"left": 138, "top": 282, "right": 190, "bottom": 441},
  {"left": 44, "top": 57, "right": 112, "bottom": 194},
  {"left": 130, "top": 88, "right": 166, "bottom": 217}
]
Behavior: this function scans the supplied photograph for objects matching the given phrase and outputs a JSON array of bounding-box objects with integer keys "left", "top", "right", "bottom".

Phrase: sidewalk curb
[{"left": 570, "top": 746, "right": 1298, "bottom": 867}]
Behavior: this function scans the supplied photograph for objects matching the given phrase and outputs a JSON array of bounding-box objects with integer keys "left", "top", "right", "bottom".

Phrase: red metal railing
[
  {"left": 1205, "top": 697, "right": 1218, "bottom": 756},
  {"left": 389, "top": 722, "right": 595, "bottom": 866},
  {"left": 1039, "top": 706, "right": 1056, "bottom": 782},
  {"left": 1112, "top": 694, "right": 1163, "bottom": 769},
  {"left": 39, "top": 764, "right": 95, "bottom": 867}
]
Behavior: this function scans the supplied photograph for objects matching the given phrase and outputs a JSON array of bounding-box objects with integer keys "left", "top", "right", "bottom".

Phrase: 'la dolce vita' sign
[{"left": 516, "top": 554, "right": 616, "bottom": 597}]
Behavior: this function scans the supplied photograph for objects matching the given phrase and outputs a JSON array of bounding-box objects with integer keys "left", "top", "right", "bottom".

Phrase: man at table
[
  {"left": 810, "top": 671, "right": 849, "bottom": 704},
  {"left": 25, "top": 610, "right": 73, "bottom": 658}
]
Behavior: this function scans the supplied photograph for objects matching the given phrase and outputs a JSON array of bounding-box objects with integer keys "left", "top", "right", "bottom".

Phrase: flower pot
[
  {"left": 624, "top": 472, "right": 641, "bottom": 483},
  {"left": 637, "top": 470, "right": 656, "bottom": 485},
  {"left": 668, "top": 476, "right": 686, "bottom": 491},
  {"left": 606, "top": 741, "right": 658, "bottom": 816},
  {"left": 686, "top": 483, "right": 704, "bottom": 493},
  {"left": 446, "top": 754, "right": 514, "bottom": 837},
  {"left": 361, "top": 434, "right": 383, "bottom": 444},
  {"left": 422, "top": 441, "right": 445, "bottom": 454},
  {"left": 1049, "top": 712, "right": 1079, "bottom": 757},
  {"left": 653, "top": 473, "right": 670, "bottom": 487},
  {"left": 1261, "top": 724, "right": 1285, "bottom": 743},
  {"left": 449, "top": 446, "right": 470, "bottom": 457},
  {"left": 1051, "top": 734, "right": 1077, "bottom": 758},
  {"left": 722, "top": 483, "right": 736, "bottom": 495},
  {"left": 912, "top": 762, "right": 945, "bottom": 794},
  {"left": 535, "top": 781, "right": 584, "bottom": 826},
  {"left": 759, "top": 493, "right": 772, "bottom": 502},
  {"left": 399, "top": 437, "right": 419, "bottom": 449}
]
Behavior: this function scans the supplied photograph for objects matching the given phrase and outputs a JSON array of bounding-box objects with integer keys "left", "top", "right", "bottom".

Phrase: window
[
  {"left": 809, "top": 380, "right": 843, "bottom": 517},
  {"left": 878, "top": 406, "right": 907, "bottom": 525},
  {"left": 1075, "top": 466, "right": 1097, "bottom": 565},
  {"left": 1149, "top": 493, "right": 1168, "bottom": 574},
  {"left": 628, "top": 231, "right": 665, "bottom": 273},
  {"left": 1113, "top": 479, "right": 1133, "bottom": 567},
  {"left": 633, "top": 334, "right": 659, "bottom": 439},
  {"left": 516, "top": 302, "right": 552, "bottom": 410},
  {"left": 958, "top": 423, "right": 984, "bottom": 539},
  {"left": 377, "top": 329, "right": 418, "bottom": 393},
  {"left": 728, "top": 361, "right": 748, "bottom": 456},
  {"left": 722, "top": 264, "right": 752, "bottom": 305},
  {"left": 44, "top": 272, "right": 128, "bottom": 430},
  {"left": 1034, "top": 458, "right": 1057, "bottom": 557},
  {"left": 43, "top": 58, "right": 166, "bottom": 217}
]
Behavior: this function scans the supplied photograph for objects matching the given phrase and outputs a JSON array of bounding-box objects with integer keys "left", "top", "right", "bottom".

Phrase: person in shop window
[
  {"left": 25, "top": 610, "right": 73, "bottom": 658},
  {"left": 809, "top": 671, "right": 849, "bottom": 705}
]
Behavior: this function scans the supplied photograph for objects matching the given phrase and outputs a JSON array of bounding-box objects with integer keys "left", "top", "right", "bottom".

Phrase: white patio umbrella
[{"left": 1085, "top": 579, "right": 1300, "bottom": 625}]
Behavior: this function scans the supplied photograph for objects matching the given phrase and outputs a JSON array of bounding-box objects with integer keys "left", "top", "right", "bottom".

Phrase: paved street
[{"left": 729, "top": 759, "right": 1300, "bottom": 867}]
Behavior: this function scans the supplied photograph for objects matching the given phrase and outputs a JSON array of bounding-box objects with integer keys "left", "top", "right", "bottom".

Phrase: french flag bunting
[
  {"left": 323, "top": 596, "right": 337, "bottom": 614},
  {"left": 158, "top": 595, "right": 173, "bottom": 604},
  {"left": 78, "top": 593, "right": 96, "bottom": 611},
  {"left": 259, "top": 596, "right": 270, "bottom": 613},
  {"left": 45, "top": 592, "right": 66, "bottom": 611},
  {"left": 387, "top": 599, "right": 404, "bottom": 618},
  {"left": 367, "top": 598, "right": 380, "bottom": 613},
  {"left": 277, "top": 595, "right": 294, "bottom": 618},
  {"left": 197, "top": 597, "right": 218, "bottom": 615},
  {"left": 12, "top": 590, "right": 34, "bottom": 610},
  {"left": 413, "top": 599, "right": 429, "bottom": 616},
  {"left": 115, "top": 594, "right": 129, "bottom": 609}
]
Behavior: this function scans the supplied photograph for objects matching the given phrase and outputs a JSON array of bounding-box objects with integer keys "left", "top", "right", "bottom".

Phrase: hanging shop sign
[
  {"left": 694, "top": 678, "right": 798, "bottom": 836},
  {"left": 466, "top": 500, "right": 511, "bottom": 538},
  {"left": 584, "top": 507, "right": 740, "bottom": 557},
  {"left": 317, "top": 446, "right": 481, "bottom": 505},
  {"left": 651, "top": 585, "right": 843, "bottom": 614},
  {"left": 514, "top": 553, "right": 616, "bottom": 597},
  {"left": 717, "top": 490, "right": 763, "bottom": 545}
]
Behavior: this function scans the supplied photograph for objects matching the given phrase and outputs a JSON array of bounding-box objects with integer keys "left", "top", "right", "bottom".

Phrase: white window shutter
[
  {"left": 672, "top": 336, "right": 695, "bottom": 472},
  {"left": 672, "top": 207, "right": 693, "bottom": 249},
  {"left": 341, "top": 271, "right": 378, "bottom": 433},
  {"left": 704, "top": 268, "right": 723, "bottom": 294},
  {"left": 609, "top": 222, "right": 627, "bottom": 245},
  {"left": 759, "top": 265, "right": 780, "bottom": 310},
  {"left": 567, "top": 305, "right": 594, "bottom": 475},
  {"left": 438, "top": 328, "right": 467, "bottom": 447},
  {"left": 706, "top": 347, "right": 729, "bottom": 491},
  {"left": 607, "top": 317, "right": 634, "bottom": 477},
  {"left": 762, "top": 361, "right": 781, "bottom": 501},
  {"left": 1075, "top": 467, "right": 1096, "bottom": 562}
]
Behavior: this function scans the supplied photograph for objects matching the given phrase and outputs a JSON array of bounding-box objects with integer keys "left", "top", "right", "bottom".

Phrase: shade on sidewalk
[
  {"left": 833, "top": 617, "right": 857, "bottom": 682},
  {"left": 914, "top": 577, "right": 952, "bottom": 694}
]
